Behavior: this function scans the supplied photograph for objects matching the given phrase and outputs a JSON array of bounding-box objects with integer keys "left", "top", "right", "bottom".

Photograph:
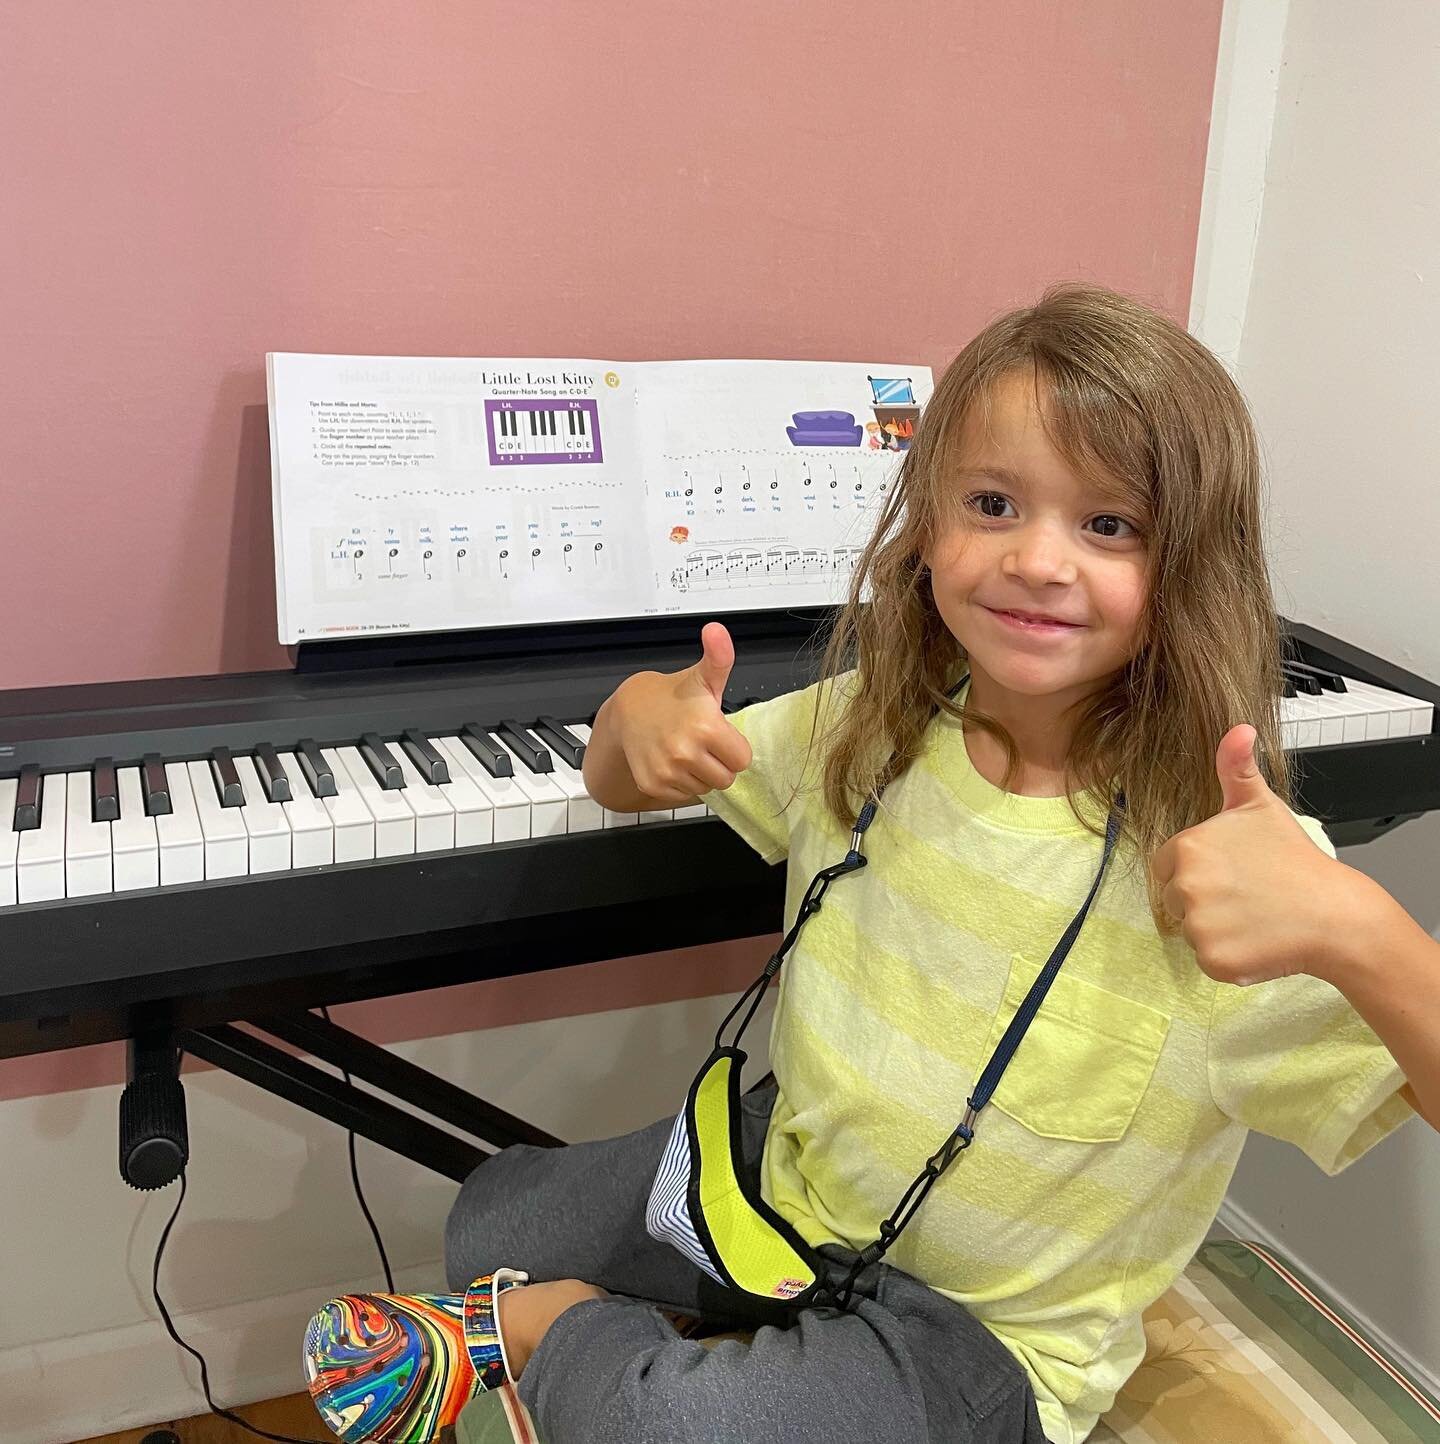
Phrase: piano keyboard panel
[
  {"left": 0, "top": 646, "right": 1434, "bottom": 911},
  {"left": 484, "top": 398, "right": 602, "bottom": 467}
]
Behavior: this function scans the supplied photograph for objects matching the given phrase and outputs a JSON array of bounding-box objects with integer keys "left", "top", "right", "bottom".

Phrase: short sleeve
[
  {"left": 702, "top": 680, "right": 835, "bottom": 865},
  {"left": 1206, "top": 812, "right": 1415, "bottom": 1175}
]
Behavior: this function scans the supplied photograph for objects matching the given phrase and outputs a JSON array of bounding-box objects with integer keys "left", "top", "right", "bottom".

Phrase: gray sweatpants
[{"left": 443, "top": 1083, "right": 1045, "bottom": 1444}]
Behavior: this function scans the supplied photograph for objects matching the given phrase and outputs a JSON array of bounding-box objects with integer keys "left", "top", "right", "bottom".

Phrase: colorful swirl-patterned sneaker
[{"left": 303, "top": 1269, "right": 529, "bottom": 1444}]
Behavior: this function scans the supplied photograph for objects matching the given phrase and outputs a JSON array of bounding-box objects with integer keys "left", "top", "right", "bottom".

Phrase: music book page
[{"left": 266, "top": 353, "right": 933, "bottom": 643}]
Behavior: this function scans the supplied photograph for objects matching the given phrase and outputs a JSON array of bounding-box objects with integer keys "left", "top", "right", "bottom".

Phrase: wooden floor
[{"left": 72, "top": 1392, "right": 324, "bottom": 1444}]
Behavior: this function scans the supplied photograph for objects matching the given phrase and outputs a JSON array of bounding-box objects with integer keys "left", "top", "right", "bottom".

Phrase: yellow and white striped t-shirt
[{"left": 704, "top": 679, "right": 1413, "bottom": 1444}]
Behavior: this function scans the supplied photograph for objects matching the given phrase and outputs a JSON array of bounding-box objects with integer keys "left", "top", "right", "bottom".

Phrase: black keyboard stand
[{"left": 121, "top": 1009, "right": 564, "bottom": 1190}]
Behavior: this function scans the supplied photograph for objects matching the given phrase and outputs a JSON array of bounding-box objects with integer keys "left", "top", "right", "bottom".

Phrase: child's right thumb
[{"left": 692, "top": 621, "right": 735, "bottom": 701}]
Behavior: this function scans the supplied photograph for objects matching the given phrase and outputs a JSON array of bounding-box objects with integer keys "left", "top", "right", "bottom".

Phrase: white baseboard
[
  {"left": 1216, "top": 1198, "right": 1440, "bottom": 1404},
  {"left": 0, "top": 1257, "right": 443, "bottom": 1444}
]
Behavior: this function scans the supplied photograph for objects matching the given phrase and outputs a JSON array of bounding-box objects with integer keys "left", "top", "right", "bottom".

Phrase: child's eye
[
  {"left": 968, "top": 492, "right": 1015, "bottom": 519},
  {"left": 966, "top": 495, "right": 1142, "bottom": 541},
  {"left": 1089, "top": 514, "right": 1142, "bottom": 540}
]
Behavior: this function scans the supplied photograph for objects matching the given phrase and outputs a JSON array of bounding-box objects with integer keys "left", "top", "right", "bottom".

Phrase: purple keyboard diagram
[{"left": 484, "top": 399, "right": 603, "bottom": 466}]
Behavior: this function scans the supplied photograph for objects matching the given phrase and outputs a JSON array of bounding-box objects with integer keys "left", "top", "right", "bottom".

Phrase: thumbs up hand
[
  {"left": 1151, "top": 725, "right": 1356, "bottom": 986},
  {"left": 685, "top": 620, "right": 737, "bottom": 708},
  {"left": 609, "top": 621, "right": 754, "bottom": 805}
]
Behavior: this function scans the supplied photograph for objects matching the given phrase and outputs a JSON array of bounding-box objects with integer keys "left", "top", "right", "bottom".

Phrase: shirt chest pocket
[{"left": 980, "top": 952, "right": 1171, "bottom": 1144}]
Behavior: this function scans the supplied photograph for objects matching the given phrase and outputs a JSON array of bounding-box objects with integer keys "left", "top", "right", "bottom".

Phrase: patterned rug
[{"left": 455, "top": 1241, "right": 1440, "bottom": 1443}]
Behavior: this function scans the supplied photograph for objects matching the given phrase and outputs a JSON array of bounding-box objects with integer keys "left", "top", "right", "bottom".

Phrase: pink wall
[
  {"left": 0, "top": 0, "right": 1222, "bottom": 691},
  {"left": 0, "top": 4, "right": 1221, "bottom": 1099}
]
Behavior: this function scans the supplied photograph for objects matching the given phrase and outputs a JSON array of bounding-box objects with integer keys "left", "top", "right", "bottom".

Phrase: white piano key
[
  {"left": 1279, "top": 709, "right": 1299, "bottom": 752},
  {"left": 423, "top": 744, "right": 494, "bottom": 848},
  {"left": 1346, "top": 678, "right": 1432, "bottom": 738},
  {"left": 276, "top": 751, "right": 335, "bottom": 868},
  {"left": 233, "top": 754, "right": 292, "bottom": 874},
  {"left": 567, "top": 723, "right": 640, "bottom": 828},
  {"left": 673, "top": 801, "right": 710, "bottom": 819},
  {"left": 64, "top": 770, "right": 112, "bottom": 897},
  {"left": 1398, "top": 687, "right": 1435, "bottom": 736},
  {"left": 486, "top": 734, "right": 567, "bottom": 837},
  {"left": 1331, "top": 679, "right": 1400, "bottom": 739},
  {"left": 0, "top": 778, "right": 18, "bottom": 906},
  {"left": 520, "top": 728, "right": 602, "bottom": 832},
  {"left": 158, "top": 762, "right": 205, "bottom": 885},
  {"left": 336, "top": 745, "right": 415, "bottom": 857},
  {"left": 320, "top": 747, "right": 375, "bottom": 862},
  {"left": 393, "top": 751, "right": 456, "bottom": 854},
  {"left": 1280, "top": 695, "right": 1322, "bottom": 750},
  {"left": 1307, "top": 684, "right": 1375, "bottom": 744},
  {"left": 112, "top": 768, "right": 159, "bottom": 892},
  {"left": 18, "top": 774, "right": 66, "bottom": 903},
  {"left": 435, "top": 735, "right": 531, "bottom": 843},
  {"left": 186, "top": 759, "right": 248, "bottom": 878},
  {"left": 1311, "top": 690, "right": 1363, "bottom": 750}
]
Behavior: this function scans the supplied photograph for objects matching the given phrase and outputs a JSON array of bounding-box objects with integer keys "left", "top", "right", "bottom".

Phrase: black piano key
[
  {"left": 498, "top": 719, "right": 552, "bottom": 773},
  {"left": 297, "top": 738, "right": 337, "bottom": 798},
  {"left": 90, "top": 757, "right": 120, "bottom": 822},
  {"left": 1281, "top": 665, "right": 1322, "bottom": 696},
  {"left": 567, "top": 410, "right": 576, "bottom": 435},
  {"left": 460, "top": 724, "right": 513, "bottom": 778},
  {"left": 401, "top": 730, "right": 450, "bottom": 785},
  {"left": 1285, "top": 658, "right": 1348, "bottom": 691},
  {"left": 534, "top": 715, "right": 586, "bottom": 768},
  {"left": 253, "top": 743, "right": 292, "bottom": 803},
  {"left": 209, "top": 747, "right": 245, "bottom": 807},
  {"left": 13, "top": 764, "right": 41, "bottom": 831},
  {"left": 360, "top": 732, "right": 405, "bottom": 789},
  {"left": 140, "top": 753, "right": 171, "bottom": 816},
  {"left": 529, "top": 410, "right": 537, "bottom": 436}
]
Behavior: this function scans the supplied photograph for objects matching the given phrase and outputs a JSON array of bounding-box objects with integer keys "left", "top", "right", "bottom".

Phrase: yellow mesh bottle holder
[
  {"left": 692, "top": 1051, "right": 817, "bottom": 1300},
  {"left": 647, "top": 1046, "right": 820, "bottom": 1304}
]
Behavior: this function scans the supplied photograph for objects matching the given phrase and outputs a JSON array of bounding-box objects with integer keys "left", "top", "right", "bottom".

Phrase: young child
[{"left": 303, "top": 284, "right": 1436, "bottom": 1444}]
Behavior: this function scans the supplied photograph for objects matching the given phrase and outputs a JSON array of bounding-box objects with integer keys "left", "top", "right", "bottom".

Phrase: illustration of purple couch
[{"left": 785, "top": 410, "right": 863, "bottom": 447}]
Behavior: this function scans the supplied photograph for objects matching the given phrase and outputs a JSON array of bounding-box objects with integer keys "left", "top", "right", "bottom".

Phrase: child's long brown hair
[{"left": 808, "top": 282, "right": 1293, "bottom": 933}]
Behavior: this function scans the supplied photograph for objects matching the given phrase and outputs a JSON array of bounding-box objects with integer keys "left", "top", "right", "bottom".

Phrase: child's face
[{"left": 924, "top": 371, "right": 1150, "bottom": 713}]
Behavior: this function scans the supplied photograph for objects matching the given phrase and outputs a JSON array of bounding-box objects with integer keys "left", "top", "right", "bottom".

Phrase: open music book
[{"left": 266, "top": 354, "right": 933, "bottom": 644}]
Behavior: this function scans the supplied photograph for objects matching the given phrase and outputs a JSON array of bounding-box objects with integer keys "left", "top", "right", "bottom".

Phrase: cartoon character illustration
[{"left": 669, "top": 526, "right": 690, "bottom": 544}]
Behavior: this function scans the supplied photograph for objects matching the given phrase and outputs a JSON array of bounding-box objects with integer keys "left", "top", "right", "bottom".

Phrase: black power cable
[
  {"left": 319, "top": 1005, "right": 395, "bottom": 1292},
  {"left": 151, "top": 1171, "right": 325, "bottom": 1443},
  {"left": 149, "top": 1021, "right": 398, "bottom": 1441}
]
